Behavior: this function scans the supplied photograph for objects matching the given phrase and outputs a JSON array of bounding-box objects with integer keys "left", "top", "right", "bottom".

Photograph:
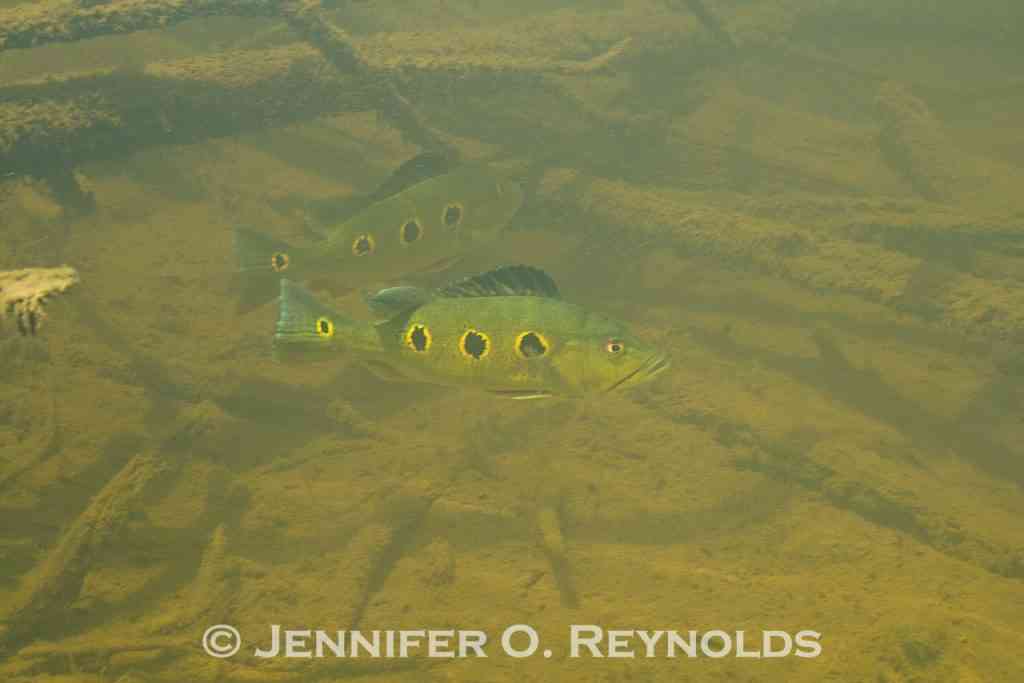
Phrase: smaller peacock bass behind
[
  {"left": 274, "top": 266, "right": 670, "bottom": 398},
  {"left": 233, "top": 154, "right": 524, "bottom": 310}
]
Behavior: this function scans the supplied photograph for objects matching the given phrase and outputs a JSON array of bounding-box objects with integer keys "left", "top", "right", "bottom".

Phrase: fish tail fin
[
  {"left": 274, "top": 280, "right": 364, "bottom": 360},
  {"left": 233, "top": 227, "right": 299, "bottom": 312}
]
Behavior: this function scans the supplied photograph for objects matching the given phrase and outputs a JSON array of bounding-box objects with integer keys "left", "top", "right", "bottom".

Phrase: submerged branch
[
  {"left": 277, "top": 0, "right": 451, "bottom": 155},
  {"left": 0, "top": 45, "right": 368, "bottom": 176},
  {"left": 0, "top": 266, "right": 79, "bottom": 336},
  {"left": 0, "top": 454, "right": 171, "bottom": 654},
  {"left": 537, "top": 169, "right": 1024, "bottom": 342},
  {"left": 0, "top": 0, "right": 280, "bottom": 52},
  {"left": 0, "top": 6, "right": 652, "bottom": 175}
]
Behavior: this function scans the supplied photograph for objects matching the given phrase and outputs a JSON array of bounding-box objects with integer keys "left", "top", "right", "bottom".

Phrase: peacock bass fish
[
  {"left": 274, "top": 266, "right": 670, "bottom": 398},
  {"left": 233, "top": 154, "right": 523, "bottom": 310}
]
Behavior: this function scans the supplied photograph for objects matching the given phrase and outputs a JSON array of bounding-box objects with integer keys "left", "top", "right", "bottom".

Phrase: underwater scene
[{"left": 1, "top": 0, "right": 1023, "bottom": 681}]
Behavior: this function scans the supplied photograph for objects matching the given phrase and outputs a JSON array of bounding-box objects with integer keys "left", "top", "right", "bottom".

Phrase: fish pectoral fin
[
  {"left": 487, "top": 389, "right": 554, "bottom": 400},
  {"left": 364, "top": 285, "right": 433, "bottom": 319}
]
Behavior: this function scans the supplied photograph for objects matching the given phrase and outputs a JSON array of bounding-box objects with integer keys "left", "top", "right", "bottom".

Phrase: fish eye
[
  {"left": 315, "top": 317, "right": 335, "bottom": 337},
  {"left": 443, "top": 203, "right": 463, "bottom": 229},
  {"left": 400, "top": 219, "right": 423, "bottom": 244},
  {"left": 270, "top": 251, "right": 290, "bottom": 272},
  {"left": 605, "top": 339, "right": 625, "bottom": 354},
  {"left": 352, "top": 234, "right": 376, "bottom": 256}
]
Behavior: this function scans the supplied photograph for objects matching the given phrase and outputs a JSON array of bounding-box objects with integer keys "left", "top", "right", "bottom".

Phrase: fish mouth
[{"left": 606, "top": 353, "right": 671, "bottom": 393}]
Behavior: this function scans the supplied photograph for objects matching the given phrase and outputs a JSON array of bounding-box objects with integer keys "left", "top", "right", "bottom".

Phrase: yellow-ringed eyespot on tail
[
  {"left": 352, "top": 233, "right": 376, "bottom": 256},
  {"left": 315, "top": 317, "right": 335, "bottom": 338},
  {"left": 442, "top": 202, "right": 464, "bottom": 229},
  {"left": 270, "top": 251, "right": 290, "bottom": 272},
  {"left": 605, "top": 339, "right": 625, "bottom": 354},
  {"left": 404, "top": 323, "right": 432, "bottom": 353},
  {"left": 399, "top": 218, "right": 424, "bottom": 245},
  {"left": 459, "top": 328, "right": 490, "bottom": 360},
  {"left": 514, "top": 330, "right": 550, "bottom": 359}
]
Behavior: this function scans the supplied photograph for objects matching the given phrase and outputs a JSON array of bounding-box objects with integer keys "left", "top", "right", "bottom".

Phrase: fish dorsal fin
[
  {"left": 305, "top": 151, "right": 456, "bottom": 225},
  {"left": 438, "top": 265, "right": 560, "bottom": 299},
  {"left": 367, "top": 151, "right": 455, "bottom": 203}
]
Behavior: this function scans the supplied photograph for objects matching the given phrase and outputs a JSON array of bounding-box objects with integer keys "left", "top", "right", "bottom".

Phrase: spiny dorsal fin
[
  {"left": 304, "top": 151, "right": 456, "bottom": 225},
  {"left": 438, "top": 265, "right": 560, "bottom": 299},
  {"left": 366, "top": 151, "right": 455, "bottom": 203}
]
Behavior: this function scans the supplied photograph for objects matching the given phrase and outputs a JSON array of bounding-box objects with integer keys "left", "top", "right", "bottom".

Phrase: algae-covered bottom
[{"left": 1, "top": 1, "right": 1023, "bottom": 682}]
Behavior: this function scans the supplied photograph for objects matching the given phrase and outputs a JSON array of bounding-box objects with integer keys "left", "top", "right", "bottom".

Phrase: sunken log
[
  {"left": 0, "top": 0, "right": 280, "bottom": 52},
  {"left": 0, "top": 45, "right": 368, "bottom": 177}
]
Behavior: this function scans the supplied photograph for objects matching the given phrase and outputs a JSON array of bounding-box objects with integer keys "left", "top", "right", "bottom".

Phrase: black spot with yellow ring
[
  {"left": 404, "top": 323, "right": 432, "bottom": 353},
  {"left": 271, "top": 251, "right": 290, "bottom": 272},
  {"left": 400, "top": 218, "right": 423, "bottom": 245},
  {"left": 442, "top": 202, "right": 464, "bottom": 229},
  {"left": 459, "top": 328, "right": 490, "bottom": 360},
  {"left": 514, "top": 330, "right": 549, "bottom": 359},
  {"left": 315, "top": 317, "right": 335, "bottom": 338},
  {"left": 352, "top": 233, "right": 376, "bottom": 256}
]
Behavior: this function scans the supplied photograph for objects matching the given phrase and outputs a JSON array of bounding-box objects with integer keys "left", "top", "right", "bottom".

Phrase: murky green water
[{"left": 2, "top": 1, "right": 1023, "bottom": 682}]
